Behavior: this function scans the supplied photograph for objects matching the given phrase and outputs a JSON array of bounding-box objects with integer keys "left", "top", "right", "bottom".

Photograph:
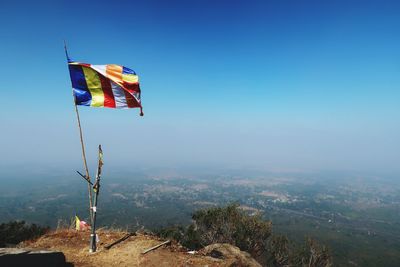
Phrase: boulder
[
  {"left": 0, "top": 248, "right": 72, "bottom": 267},
  {"left": 201, "top": 243, "right": 262, "bottom": 267}
]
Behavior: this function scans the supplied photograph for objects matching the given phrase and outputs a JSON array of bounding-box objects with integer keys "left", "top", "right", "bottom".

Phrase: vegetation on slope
[
  {"left": 0, "top": 220, "right": 49, "bottom": 247},
  {"left": 156, "top": 204, "right": 332, "bottom": 267}
]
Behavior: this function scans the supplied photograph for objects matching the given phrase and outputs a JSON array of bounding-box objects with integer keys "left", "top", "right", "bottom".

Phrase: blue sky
[{"left": 0, "top": 0, "right": 399, "bottom": 174}]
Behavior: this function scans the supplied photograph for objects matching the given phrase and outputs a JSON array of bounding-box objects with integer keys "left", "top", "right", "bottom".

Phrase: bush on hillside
[
  {"left": 192, "top": 203, "right": 272, "bottom": 256},
  {"left": 0, "top": 220, "right": 49, "bottom": 246},
  {"left": 266, "top": 234, "right": 332, "bottom": 267}
]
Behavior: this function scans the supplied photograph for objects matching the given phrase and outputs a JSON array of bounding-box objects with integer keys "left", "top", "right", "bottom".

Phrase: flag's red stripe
[
  {"left": 123, "top": 90, "right": 140, "bottom": 108},
  {"left": 99, "top": 75, "right": 116, "bottom": 108},
  {"left": 121, "top": 81, "right": 141, "bottom": 108},
  {"left": 122, "top": 81, "right": 140, "bottom": 93}
]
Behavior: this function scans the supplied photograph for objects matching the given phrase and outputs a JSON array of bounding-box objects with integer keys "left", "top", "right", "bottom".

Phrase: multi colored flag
[
  {"left": 67, "top": 60, "right": 143, "bottom": 116},
  {"left": 75, "top": 215, "right": 90, "bottom": 231}
]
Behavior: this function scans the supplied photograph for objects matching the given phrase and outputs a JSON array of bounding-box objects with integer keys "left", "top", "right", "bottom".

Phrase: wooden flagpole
[
  {"left": 74, "top": 103, "right": 93, "bottom": 219},
  {"left": 64, "top": 41, "right": 93, "bottom": 220}
]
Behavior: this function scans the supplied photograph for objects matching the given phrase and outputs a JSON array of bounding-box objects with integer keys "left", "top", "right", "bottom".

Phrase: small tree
[
  {"left": 267, "top": 235, "right": 291, "bottom": 266},
  {"left": 305, "top": 238, "right": 332, "bottom": 267},
  {"left": 267, "top": 235, "right": 332, "bottom": 267},
  {"left": 191, "top": 204, "right": 272, "bottom": 256}
]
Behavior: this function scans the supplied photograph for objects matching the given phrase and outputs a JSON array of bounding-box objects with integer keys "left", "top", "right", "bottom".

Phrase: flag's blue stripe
[
  {"left": 69, "top": 65, "right": 92, "bottom": 106},
  {"left": 73, "top": 88, "right": 91, "bottom": 106},
  {"left": 122, "top": 66, "right": 136, "bottom": 75},
  {"left": 69, "top": 65, "right": 88, "bottom": 90}
]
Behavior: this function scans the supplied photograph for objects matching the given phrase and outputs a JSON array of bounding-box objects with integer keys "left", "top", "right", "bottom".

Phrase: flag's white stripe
[
  {"left": 91, "top": 65, "right": 107, "bottom": 78},
  {"left": 110, "top": 81, "right": 128, "bottom": 108}
]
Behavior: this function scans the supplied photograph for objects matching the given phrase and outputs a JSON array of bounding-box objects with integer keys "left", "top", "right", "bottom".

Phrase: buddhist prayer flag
[
  {"left": 75, "top": 215, "right": 80, "bottom": 230},
  {"left": 75, "top": 215, "right": 90, "bottom": 231},
  {"left": 67, "top": 58, "right": 143, "bottom": 116}
]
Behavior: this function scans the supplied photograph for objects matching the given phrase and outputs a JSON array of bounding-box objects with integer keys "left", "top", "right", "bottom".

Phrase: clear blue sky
[{"left": 0, "top": 0, "right": 399, "bottom": 174}]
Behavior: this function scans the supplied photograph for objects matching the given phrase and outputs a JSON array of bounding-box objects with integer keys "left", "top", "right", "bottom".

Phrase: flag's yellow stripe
[
  {"left": 82, "top": 67, "right": 104, "bottom": 107},
  {"left": 75, "top": 216, "right": 80, "bottom": 231},
  {"left": 122, "top": 73, "right": 139, "bottom": 83}
]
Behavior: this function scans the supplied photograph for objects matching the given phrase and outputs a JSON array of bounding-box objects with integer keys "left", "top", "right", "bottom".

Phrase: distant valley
[{"left": 1, "top": 169, "right": 399, "bottom": 266}]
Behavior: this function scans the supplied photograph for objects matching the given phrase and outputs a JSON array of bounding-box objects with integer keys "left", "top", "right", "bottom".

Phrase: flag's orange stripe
[{"left": 106, "top": 64, "right": 123, "bottom": 83}]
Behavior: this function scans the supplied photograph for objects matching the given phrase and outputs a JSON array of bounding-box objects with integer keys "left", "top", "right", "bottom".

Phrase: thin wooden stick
[
  {"left": 74, "top": 103, "right": 93, "bottom": 219},
  {"left": 104, "top": 233, "right": 135, "bottom": 250},
  {"left": 76, "top": 171, "right": 93, "bottom": 185},
  {"left": 142, "top": 240, "right": 171, "bottom": 254}
]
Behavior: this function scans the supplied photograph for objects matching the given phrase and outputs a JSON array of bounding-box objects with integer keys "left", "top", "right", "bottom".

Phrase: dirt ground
[{"left": 21, "top": 229, "right": 228, "bottom": 267}]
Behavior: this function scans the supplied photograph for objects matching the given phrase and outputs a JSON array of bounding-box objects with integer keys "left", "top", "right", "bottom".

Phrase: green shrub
[
  {"left": 266, "top": 234, "right": 332, "bottom": 267},
  {"left": 192, "top": 203, "right": 272, "bottom": 256},
  {"left": 154, "top": 225, "right": 185, "bottom": 243},
  {"left": 0, "top": 220, "right": 49, "bottom": 246}
]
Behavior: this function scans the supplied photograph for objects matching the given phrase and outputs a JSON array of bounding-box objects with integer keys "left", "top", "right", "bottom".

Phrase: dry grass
[{"left": 20, "top": 229, "right": 227, "bottom": 267}]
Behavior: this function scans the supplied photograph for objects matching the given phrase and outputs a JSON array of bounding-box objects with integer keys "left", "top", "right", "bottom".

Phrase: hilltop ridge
[{"left": 18, "top": 229, "right": 260, "bottom": 267}]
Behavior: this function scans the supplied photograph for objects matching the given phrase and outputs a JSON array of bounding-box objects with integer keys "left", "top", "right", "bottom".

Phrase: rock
[
  {"left": 201, "top": 243, "right": 262, "bottom": 267},
  {"left": 0, "top": 248, "right": 72, "bottom": 267}
]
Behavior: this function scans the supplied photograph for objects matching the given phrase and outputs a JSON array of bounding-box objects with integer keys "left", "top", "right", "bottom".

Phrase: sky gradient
[{"left": 0, "top": 0, "right": 399, "bottom": 174}]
